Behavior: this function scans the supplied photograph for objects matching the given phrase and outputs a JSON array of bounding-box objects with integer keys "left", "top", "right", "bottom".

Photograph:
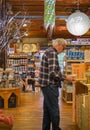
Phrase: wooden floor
[{"left": 3, "top": 88, "right": 76, "bottom": 130}]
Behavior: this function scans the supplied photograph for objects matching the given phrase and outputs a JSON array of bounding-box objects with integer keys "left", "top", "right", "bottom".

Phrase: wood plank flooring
[{"left": 3, "top": 88, "right": 76, "bottom": 130}]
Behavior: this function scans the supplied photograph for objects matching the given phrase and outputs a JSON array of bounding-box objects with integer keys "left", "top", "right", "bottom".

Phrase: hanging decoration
[
  {"left": 0, "top": 2, "right": 30, "bottom": 50},
  {"left": 66, "top": 10, "right": 90, "bottom": 36},
  {"left": 0, "top": 12, "right": 29, "bottom": 50},
  {"left": 44, "top": 0, "right": 56, "bottom": 30},
  {"left": 66, "top": 0, "right": 90, "bottom": 36}
]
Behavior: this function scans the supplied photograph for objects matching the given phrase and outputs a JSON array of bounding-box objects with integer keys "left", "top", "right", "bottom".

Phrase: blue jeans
[{"left": 41, "top": 84, "right": 61, "bottom": 130}]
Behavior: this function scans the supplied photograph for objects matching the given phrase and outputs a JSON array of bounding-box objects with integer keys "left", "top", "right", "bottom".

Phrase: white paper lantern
[{"left": 66, "top": 11, "right": 90, "bottom": 36}]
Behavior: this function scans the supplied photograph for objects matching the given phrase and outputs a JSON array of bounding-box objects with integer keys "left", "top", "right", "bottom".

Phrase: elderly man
[{"left": 39, "top": 38, "right": 74, "bottom": 130}]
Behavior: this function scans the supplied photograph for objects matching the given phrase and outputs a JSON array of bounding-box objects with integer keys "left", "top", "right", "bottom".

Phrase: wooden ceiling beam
[
  {"left": 6, "top": 0, "right": 44, "bottom": 5},
  {"left": 5, "top": 0, "right": 90, "bottom": 39}
]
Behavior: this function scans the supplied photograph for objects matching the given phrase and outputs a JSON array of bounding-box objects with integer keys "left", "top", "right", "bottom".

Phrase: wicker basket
[{"left": 0, "top": 122, "right": 13, "bottom": 130}]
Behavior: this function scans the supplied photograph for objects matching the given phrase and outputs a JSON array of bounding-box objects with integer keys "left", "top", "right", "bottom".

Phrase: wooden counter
[
  {"left": 0, "top": 87, "right": 21, "bottom": 109},
  {"left": 72, "top": 80, "right": 88, "bottom": 122}
]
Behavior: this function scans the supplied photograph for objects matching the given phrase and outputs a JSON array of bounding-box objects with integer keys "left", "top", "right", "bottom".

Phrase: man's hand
[{"left": 65, "top": 75, "right": 76, "bottom": 82}]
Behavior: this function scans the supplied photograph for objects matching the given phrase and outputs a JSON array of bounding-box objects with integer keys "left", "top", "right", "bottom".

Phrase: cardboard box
[{"left": 72, "top": 63, "right": 85, "bottom": 79}]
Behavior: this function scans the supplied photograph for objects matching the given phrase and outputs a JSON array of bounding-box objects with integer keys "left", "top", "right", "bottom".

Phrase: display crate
[
  {"left": 62, "top": 89, "right": 73, "bottom": 104},
  {"left": 62, "top": 82, "right": 73, "bottom": 104},
  {"left": 73, "top": 81, "right": 90, "bottom": 130}
]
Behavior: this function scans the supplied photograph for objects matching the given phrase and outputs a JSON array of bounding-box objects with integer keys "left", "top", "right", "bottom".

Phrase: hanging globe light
[{"left": 66, "top": 10, "right": 90, "bottom": 36}]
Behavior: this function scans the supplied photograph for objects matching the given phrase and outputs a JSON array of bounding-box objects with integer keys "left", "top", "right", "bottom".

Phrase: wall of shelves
[
  {"left": 62, "top": 44, "right": 90, "bottom": 104},
  {"left": 62, "top": 59, "right": 85, "bottom": 104},
  {"left": 7, "top": 52, "right": 41, "bottom": 91}
]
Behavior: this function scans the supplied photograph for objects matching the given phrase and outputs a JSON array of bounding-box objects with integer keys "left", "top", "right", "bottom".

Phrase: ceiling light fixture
[
  {"left": 66, "top": 0, "right": 90, "bottom": 36},
  {"left": 23, "top": 23, "right": 27, "bottom": 27}
]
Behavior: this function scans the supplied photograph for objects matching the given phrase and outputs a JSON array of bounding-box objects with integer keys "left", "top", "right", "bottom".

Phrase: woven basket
[{"left": 0, "top": 122, "right": 13, "bottom": 130}]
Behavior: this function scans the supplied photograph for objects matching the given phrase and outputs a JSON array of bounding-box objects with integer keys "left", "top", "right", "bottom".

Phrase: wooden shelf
[
  {"left": 66, "top": 60, "right": 84, "bottom": 63},
  {"left": 62, "top": 88, "right": 73, "bottom": 104}
]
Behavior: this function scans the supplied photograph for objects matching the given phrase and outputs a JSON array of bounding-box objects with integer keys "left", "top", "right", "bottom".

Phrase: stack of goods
[
  {"left": 84, "top": 50, "right": 90, "bottom": 62},
  {"left": 0, "top": 72, "right": 3, "bottom": 82},
  {"left": 66, "top": 49, "right": 84, "bottom": 60},
  {"left": 0, "top": 68, "right": 21, "bottom": 88},
  {"left": 0, "top": 68, "right": 3, "bottom": 83},
  {"left": 8, "top": 72, "right": 14, "bottom": 80}
]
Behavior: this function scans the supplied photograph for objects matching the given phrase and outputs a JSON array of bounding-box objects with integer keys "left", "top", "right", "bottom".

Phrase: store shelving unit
[
  {"left": 7, "top": 52, "right": 41, "bottom": 90},
  {"left": 27, "top": 56, "right": 35, "bottom": 75},
  {"left": 62, "top": 81, "right": 73, "bottom": 103},
  {"left": 62, "top": 45, "right": 85, "bottom": 104},
  {"left": 7, "top": 53, "right": 28, "bottom": 75}
]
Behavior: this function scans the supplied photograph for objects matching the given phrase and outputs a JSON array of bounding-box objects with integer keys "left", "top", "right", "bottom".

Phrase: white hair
[{"left": 52, "top": 38, "right": 67, "bottom": 47}]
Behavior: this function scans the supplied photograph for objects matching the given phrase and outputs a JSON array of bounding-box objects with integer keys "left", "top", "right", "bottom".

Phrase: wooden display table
[
  {"left": 72, "top": 79, "right": 87, "bottom": 122},
  {"left": 72, "top": 80, "right": 90, "bottom": 129},
  {"left": 0, "top": 87, "right": 21, "bottom": 109},
  {"left": 0, "top": 122, "right": 12, "bottom": 130}
]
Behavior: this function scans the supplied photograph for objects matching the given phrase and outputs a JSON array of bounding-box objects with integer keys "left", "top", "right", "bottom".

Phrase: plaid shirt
[{"left": 39, "top": 47, "right": 65, "bottom": 87}]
